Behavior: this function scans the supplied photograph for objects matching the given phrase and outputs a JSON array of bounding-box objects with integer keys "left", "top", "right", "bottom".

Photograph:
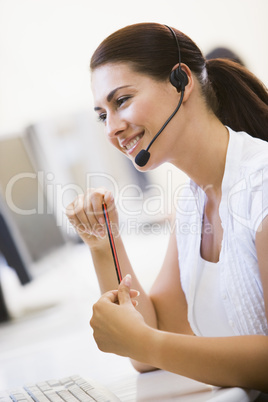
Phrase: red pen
[{"left": 102, "top": 202, "right": 122, "bottom": 284}]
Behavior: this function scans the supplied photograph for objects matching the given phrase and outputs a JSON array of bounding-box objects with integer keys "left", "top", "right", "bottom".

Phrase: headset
[
  {"left": 135, "top": 25, "right": 188, "bottom": 167},
  {"left": 167, "top": 25, "right": 189, "bottom": 92}
]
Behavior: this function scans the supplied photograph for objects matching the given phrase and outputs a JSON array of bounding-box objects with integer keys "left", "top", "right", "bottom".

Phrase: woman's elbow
[{"left": 130, "top": 358, "right": 159, "bottom": 373}]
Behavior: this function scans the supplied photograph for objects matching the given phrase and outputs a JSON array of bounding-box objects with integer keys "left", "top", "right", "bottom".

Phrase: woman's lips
[{"left": 120, "top": 133, "right": 144, "bottom": 154}]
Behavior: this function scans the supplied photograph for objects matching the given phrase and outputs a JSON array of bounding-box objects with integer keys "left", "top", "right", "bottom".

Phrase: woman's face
[{"left": 91, "top": 62, "right": 182, "bottom": 170}]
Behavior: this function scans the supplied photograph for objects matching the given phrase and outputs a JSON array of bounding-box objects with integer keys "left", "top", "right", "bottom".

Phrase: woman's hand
[
  {"left": 90, "top": 275, "right": 148, "bottom": 358},
  {"left": 65, "top": 188, "right": 119, "bottom": 248}
]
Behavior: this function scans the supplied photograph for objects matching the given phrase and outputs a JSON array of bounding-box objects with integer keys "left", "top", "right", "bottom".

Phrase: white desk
[
  {"left": 110, "top": 370, "right": 261, "bottom": 401},
  {"left": 0, "top": 237, "right": 266, "bottom": 401}
]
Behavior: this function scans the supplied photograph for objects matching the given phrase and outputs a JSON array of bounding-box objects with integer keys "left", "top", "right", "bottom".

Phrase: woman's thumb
[{"left": 118, "top": 274, "right": 132, "bottom": 305}]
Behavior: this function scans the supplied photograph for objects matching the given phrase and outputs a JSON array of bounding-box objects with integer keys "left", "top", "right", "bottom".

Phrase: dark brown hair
[{"left": 90, "top": 22, "right": 268, "bottom": 141}]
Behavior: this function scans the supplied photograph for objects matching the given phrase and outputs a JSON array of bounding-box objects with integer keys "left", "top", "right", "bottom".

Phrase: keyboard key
[
  {"left": 68, "top": 385, "right": 92, "bottom": 401},
  {"left": 9, "top": 394, "right": 28, "bottom": 402},
  {"left": 43, "top": 390, "right": 64, "bottom": 402},
  {"left": 57, "top": 390, "right": 81, "bottom": 401}
]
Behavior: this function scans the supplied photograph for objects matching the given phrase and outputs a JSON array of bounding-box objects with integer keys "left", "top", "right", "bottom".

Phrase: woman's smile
[{"left": 119, "top": 132, "right": 144, "bottom": 154}]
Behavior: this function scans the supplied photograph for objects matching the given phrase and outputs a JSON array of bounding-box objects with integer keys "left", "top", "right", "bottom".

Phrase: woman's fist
[{"left": 65, "top": 188, "right": 119, "bottom": 246}]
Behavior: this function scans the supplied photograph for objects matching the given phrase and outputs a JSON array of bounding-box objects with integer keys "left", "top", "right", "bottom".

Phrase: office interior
[{"left": 0, "top": 0, "right": 267, "bottom": 400}]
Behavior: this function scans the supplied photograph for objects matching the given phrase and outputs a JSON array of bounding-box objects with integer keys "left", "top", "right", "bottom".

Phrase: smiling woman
[
  {"left": 91, "top": 62, "right": 184, "bottom": 169},
  {"left": 66, "top": 22, "right": 268, "bottom": 392}
]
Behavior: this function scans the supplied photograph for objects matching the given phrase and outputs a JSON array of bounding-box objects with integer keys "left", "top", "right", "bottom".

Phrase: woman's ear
[
  {"left": 180, "top": 63, "right": 194, "bottom": 102},
  {"left": 170, "top": 63, "right": 194, "bottom": 102}
]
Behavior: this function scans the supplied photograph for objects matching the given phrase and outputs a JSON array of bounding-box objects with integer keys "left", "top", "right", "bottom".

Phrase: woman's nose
[{"left": 106, "top": 113, "right": 127, "bottom": 138}]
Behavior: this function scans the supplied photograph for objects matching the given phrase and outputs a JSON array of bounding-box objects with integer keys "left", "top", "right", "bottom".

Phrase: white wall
[{"left": 0, "top": 0, "right": 267, "bottom": 135}]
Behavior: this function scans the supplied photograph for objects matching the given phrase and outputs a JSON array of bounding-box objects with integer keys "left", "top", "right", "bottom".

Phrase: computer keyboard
[{"left": 0, "top": 374, "right": 121, "bottom": 402}]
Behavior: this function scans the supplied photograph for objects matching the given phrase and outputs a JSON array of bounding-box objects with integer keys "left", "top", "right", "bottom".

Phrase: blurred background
[
  {"left": 1, "top": 0, "right": 267, "bottom": 135},
  {"left": 0, "top": 0, "right": 267, "bottom": 392}
]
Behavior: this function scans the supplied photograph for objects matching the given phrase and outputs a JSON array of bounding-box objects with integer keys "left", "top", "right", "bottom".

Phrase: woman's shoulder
[
  {"left": 227, "top": 127, "right": 268, "bottom": 170},
  {"left": 224, "top": 128, "right": 268, "bottom": 233}
]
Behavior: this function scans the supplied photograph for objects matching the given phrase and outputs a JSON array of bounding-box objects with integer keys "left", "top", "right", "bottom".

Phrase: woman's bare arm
[{"left": 131, "top": 227, "right": 194, "bottom": 372}]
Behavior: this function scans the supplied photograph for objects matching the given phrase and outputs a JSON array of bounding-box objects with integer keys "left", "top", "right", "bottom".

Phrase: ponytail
[{"left": 205, "top": 58, "right": 268, "bottom": 141}]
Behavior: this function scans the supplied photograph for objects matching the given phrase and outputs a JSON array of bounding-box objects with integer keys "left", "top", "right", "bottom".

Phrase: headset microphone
[
  {"left": 135, "top": 91, "right": 184, "bottom": 166},
  {"left": 135, "top": 25, "right": 188, "bottom": 168}
]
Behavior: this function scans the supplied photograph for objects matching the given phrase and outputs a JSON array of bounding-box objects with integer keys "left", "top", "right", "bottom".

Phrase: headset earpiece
[
  {"left": 165, "top": 25, "right": 189, "bottom": 92},
  {"left": 170, "top": 67, "right": 188, "bottom": 92}
]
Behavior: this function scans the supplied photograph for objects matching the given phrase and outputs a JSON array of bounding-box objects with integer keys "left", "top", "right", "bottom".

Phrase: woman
[{"left": 66, "top": 23, "right": 268, "bottom": 391}]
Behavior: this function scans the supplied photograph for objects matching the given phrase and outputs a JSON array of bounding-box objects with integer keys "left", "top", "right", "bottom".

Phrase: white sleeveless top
[
  {"left": 175, "top": 127, "right": 268, "bottom": 337},
  {"left": 193, "top": 256, "right": 235, "bottom": 337}
]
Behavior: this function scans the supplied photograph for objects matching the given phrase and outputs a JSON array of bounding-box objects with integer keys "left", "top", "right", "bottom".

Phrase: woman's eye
[
  {"left": 97, "top": 96, "right": 131, "bottom": 123},
  {"left": 116, "top": 96, "right": 130, "bottom": 107},
  {"left": 98, "top": 113, "right": 107, "bottom": 123}
]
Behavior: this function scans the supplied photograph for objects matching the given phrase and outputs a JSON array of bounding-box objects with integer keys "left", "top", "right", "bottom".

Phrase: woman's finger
[
  {"left": 65, "top": 198, "right": 92, "bottom": 237},
  {"left": 84, "top": 189, "right": 105, "bottom": 235}
]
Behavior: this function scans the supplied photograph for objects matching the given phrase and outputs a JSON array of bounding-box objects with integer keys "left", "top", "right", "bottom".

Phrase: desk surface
[{"left": 0, "top": 239, "right": 266, "bottom": 401}]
